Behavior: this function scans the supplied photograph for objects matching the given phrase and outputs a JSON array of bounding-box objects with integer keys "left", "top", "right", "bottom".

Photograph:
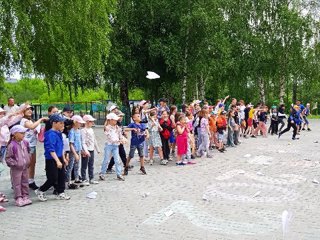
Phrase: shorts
[
  {"left": 30, "top": 146, "right": 36, "bottom": 154},
  {"left": 218, "top": 133, "right": 224, "bottom": 142},
  {"left": 247, "top": 118, "right": 253, "bottom": 127},
  {"left": 129, "top": 144, "right": 144, "bottom": 159},
  {"left": 169, "top": 131, "right": 176, "bottom": 143}
]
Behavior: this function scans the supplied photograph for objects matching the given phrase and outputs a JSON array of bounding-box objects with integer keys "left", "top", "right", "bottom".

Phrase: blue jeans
[
  {"left": 66, "top": 151, "right": 80, "bottom": 182},
  {"left": 101, "top": 144, "right": 122, "bottom": 176}
]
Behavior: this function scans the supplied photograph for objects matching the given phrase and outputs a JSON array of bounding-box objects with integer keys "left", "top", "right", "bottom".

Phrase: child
[
  {"left": 227, "top": 110, "right": 236, "bottom": 147},
  {"left": 186, "top": 111, "right": 196, "bottom": 159},
  {"left": 244, "top": 104, "right": 254, "bottom": 137},
  {"left": 81, "top": 115, "right": 101, "bottom": 184},
  {"left": 197, "top": 109, "right": 212, "bottom": 158},
  {"left": 176, "top": 114, "right": 192, "bottom": 165},
  {"left": 302, "top": 103, "right": 311, "bottom": 131},
  {"left": 66, "top": 115, "right": 85, "bottom": 189},
  {"left": 147, "top": 112, "right": 165, "bottom": 165},
  {"left": 159, "top": 110, "right": 173, "bottom": 162},
  {"left": 209, "top": 111, "right": 218, "bottom": 149},
  {"left": 5, "top": 125, "right": 31, "bottom": 207},
  {"left": 20, "top": 103, "right": 48, "bottom": 190},
  {"left": 35, "top": 114, "right": 70, "bottom": 201},
  {"left": 124, "top": 113, "right": 149, "bottom": 175},
  {"left": 100, "top": 113, "right": 126, "bottom": 181},
  {"left": 169, "top": 105, "right": 177, "bottom": 159},
  {"left": 252, "top": 106, "right": 268, "bottom": 138},
  {"left": 270, "top": 107, "right": 278, "bottom": 135},
  {"left": 216, "top": 111, "right": 227, "bottom": 152}
]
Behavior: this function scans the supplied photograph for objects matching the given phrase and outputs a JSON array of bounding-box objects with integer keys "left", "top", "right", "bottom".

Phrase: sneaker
[
  {"left": 302, "top": 128, "right": 305, "bottom": 131},
  {"left": 106, "top": 169, "right": 115, "bottom": 174},
  {"left": 191, "top": 155, "right": 196, "bottom": 159},
  {"left": 140, "top": 166, "right": 147, "bottom": 175},
  {"left": 251, "top": 135, "right": 256, "bottom": 138},
  {"left": 149, "top": 159, "right": 154, "bottom": 165},
  {"left": 35, "top": 189, "right": 47, "bottom": 202},
  {"left": 206, "top": 154, "right": 213, "bottom": 158},
  {"left": 15, "top": 197, "right": 26, "bottom": 207},
  {"left": 29, "top": 182, "right": 39, "bottom": 190},
  {"left": 124, "top": 167, "right": 129, "bottom": 176},
  {"left": 160, "top": 160, "right": 168, "bottom": 165},
  {"left": 176, "top": 162, "right": 186, "bottom": 166},
  {"left": 168, "top": 156, "right": 173, "bottom": 161},
  {"left": 68, "top": 183, "right": 79, "bottom": 189},
  {"left": 22, "top": 196, "right": 32, "bottom": 206},
  {"left": 99, "top": 174, "right": 106, "bottom": 181},
  {"left": 82, "top": 180, "right": 90, "bottom": 186},
  {"left": 117, "top": 175, "right": 125, "bottom": 181},
  {"left": 56, "top": 192, "right": 71, "bottom": 200},
  {"left": 308, "top": 128, "right": 311, "bottom": 131},
  {"left": 74, "top": 179, "right": 83, "bottom": 184},
  {"left": 89, "top": 179, "right": 99, "bottom": 184}
]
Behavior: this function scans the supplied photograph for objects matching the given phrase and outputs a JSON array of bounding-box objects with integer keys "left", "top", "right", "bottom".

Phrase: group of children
[{"left": 0, "top": 97, "right": 313, "bottom": 211}]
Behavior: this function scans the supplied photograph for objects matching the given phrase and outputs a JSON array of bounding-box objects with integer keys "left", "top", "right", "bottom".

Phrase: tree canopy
[{"left": 1, "top": 0, "right": 319, "bottom": 107}]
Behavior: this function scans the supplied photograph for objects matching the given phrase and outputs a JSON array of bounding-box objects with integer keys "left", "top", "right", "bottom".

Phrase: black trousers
[
  {"left": 107, "top": 144, "right": 127, "bottom": 170},
  {"left": 270, "top": 120, "right": 278, "bottom": 134},
  {"left": 160, "top": 135, "right": 170, "bottom": 160},
  {"left": 39, "top": 158, "right": 65, "bottom": 194},
  {"left": 278, "top": 118, "right": 285, "bottom": 132},
  {"left": 280, "top": 120, "right": 297, "bottom": 139},
  {"left": 81, "top": 151, "right": 94, "bottom": 180}
]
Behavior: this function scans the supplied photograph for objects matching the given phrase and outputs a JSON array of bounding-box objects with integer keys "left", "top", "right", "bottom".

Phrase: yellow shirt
[{"left": 249, "top": 109, "right": 254, "bottom": 119}]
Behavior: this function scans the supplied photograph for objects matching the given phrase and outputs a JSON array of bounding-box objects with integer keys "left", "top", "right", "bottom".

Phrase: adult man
[
  {"left": 157, "top": 98, "right": 170, "bottom": 119},
  {"left": 4, "top": 97, "right": 19, "bottom": 114}
]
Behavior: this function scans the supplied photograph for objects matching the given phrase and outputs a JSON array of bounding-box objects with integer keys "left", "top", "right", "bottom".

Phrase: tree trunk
[
  {"left": 182, "top": 37, "right": 188, "bottom": 104},
  {"left": 279, "top": 75, "right": 285, "bottom": 104},
  {"left": 258, "top": 77, "right": 266, "bottom": 104},
  {"left": 199, "top": 73, "right": 206, "bottom": 101},
  {"left": 120, "top": 79, "right": 130, "bottom": 124},
  {"left": 292, "top": 77, "right": 297, "bottom": 103}
]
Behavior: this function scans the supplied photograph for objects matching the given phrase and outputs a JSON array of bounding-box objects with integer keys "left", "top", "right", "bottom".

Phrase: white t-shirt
[
  {"left": 20, "top": 118, "right": 40, "bottom": 147},
  {"left": 239, "top": 105, "right": 246, "bottom": 120},
  {"left": 3, "top": 105, "right": 19, "bottom": 115}
]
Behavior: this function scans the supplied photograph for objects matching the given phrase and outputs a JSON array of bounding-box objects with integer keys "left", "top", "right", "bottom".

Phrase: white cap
[
  {"left": 0, "top": 107, "right": 6, "bottom": 113},
  {"left": 107, "top": 113, "right": 120, "bottom": 121},
  {"left": 71, "top": 115, "right": 85, "bottom": 124},
  {"left": 19, "top": 103, "right": 33, "bottom": 111},
  {"left": 109, "top": 105, "right": 118, "bottom": 112},
  {"left": 194, "top": 100, "right": 202, "bottom": 105},
  {"left": 83, "top": 115, "right": 96, "bottom": 122},
  {"left": 139, "top": 100, "right": 148, "bottom": 107},
  {"left": 10, "top": 125, "right": 28, "bottom": 134}
]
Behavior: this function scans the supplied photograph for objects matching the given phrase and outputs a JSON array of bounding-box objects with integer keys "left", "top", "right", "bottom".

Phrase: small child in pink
[
  {"left": 5, "top": 125, "right": 31, "bottom": 207},
  {"left": 175, "top": 114, "right": 190, "bottom": 165}
]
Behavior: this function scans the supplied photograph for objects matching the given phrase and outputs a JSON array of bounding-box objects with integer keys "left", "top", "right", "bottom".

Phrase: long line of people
[{"left": 0, "top": 96, "right": 312, "bottom": 211}]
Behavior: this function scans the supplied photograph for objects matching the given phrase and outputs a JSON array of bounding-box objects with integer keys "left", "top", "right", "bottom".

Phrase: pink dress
[{"left": 176, "top": 122, "right": 189, "bottom": 155}]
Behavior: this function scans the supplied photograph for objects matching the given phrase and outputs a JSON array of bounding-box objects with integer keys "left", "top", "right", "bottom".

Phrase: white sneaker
[
  {"left": 149, "top": 159, "right": 154, "bottom": 165},
  {"left": 160, "top": 160, "right": 168, "bottom": 165},
  {"left": 89, "top": 179, "right": 99, "bottom": 184},
  {"left": 56, "top": 192, "right": 71, "bottom": 200},
  {"left": 35, "top": 189, "right": 47, "bottom": 202},
  {"left": 82, "top": 180, "right": 90, "bottom": 186}
]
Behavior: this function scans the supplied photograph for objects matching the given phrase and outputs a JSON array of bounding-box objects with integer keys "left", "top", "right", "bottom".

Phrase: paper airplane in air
[{"left": 146, "top": 71, "right": 160, "bottom": 79}]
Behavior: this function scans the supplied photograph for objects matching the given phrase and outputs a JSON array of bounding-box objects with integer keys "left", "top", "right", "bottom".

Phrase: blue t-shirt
[
  {"left": 128, "top": 122, "right": 147, "bottom": 146},
  {"left": 44, "top": 129, "right": 63, "bottom": 159},
  {"left": 68, "top": 128, "right": 82, "bottom": 152}
]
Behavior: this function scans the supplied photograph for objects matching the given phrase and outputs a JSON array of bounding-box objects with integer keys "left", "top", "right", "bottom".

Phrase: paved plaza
[{"left": 0, "top": 121, "right": 320, "bottom": 240}]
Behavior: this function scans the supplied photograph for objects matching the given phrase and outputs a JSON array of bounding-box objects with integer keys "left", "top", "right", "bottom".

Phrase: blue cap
[{"left": 49, "top": 113, "right": 66, "bottom": 123}]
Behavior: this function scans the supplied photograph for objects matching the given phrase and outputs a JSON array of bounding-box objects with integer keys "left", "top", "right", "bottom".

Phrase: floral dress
[{"left": 147, "top": 119, "right": 162, "bottom": 148}]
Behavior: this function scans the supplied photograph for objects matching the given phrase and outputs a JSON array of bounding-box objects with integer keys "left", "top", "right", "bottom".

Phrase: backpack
[{"left": 216, "top": 116, "right": 227, "bottom": 129}]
